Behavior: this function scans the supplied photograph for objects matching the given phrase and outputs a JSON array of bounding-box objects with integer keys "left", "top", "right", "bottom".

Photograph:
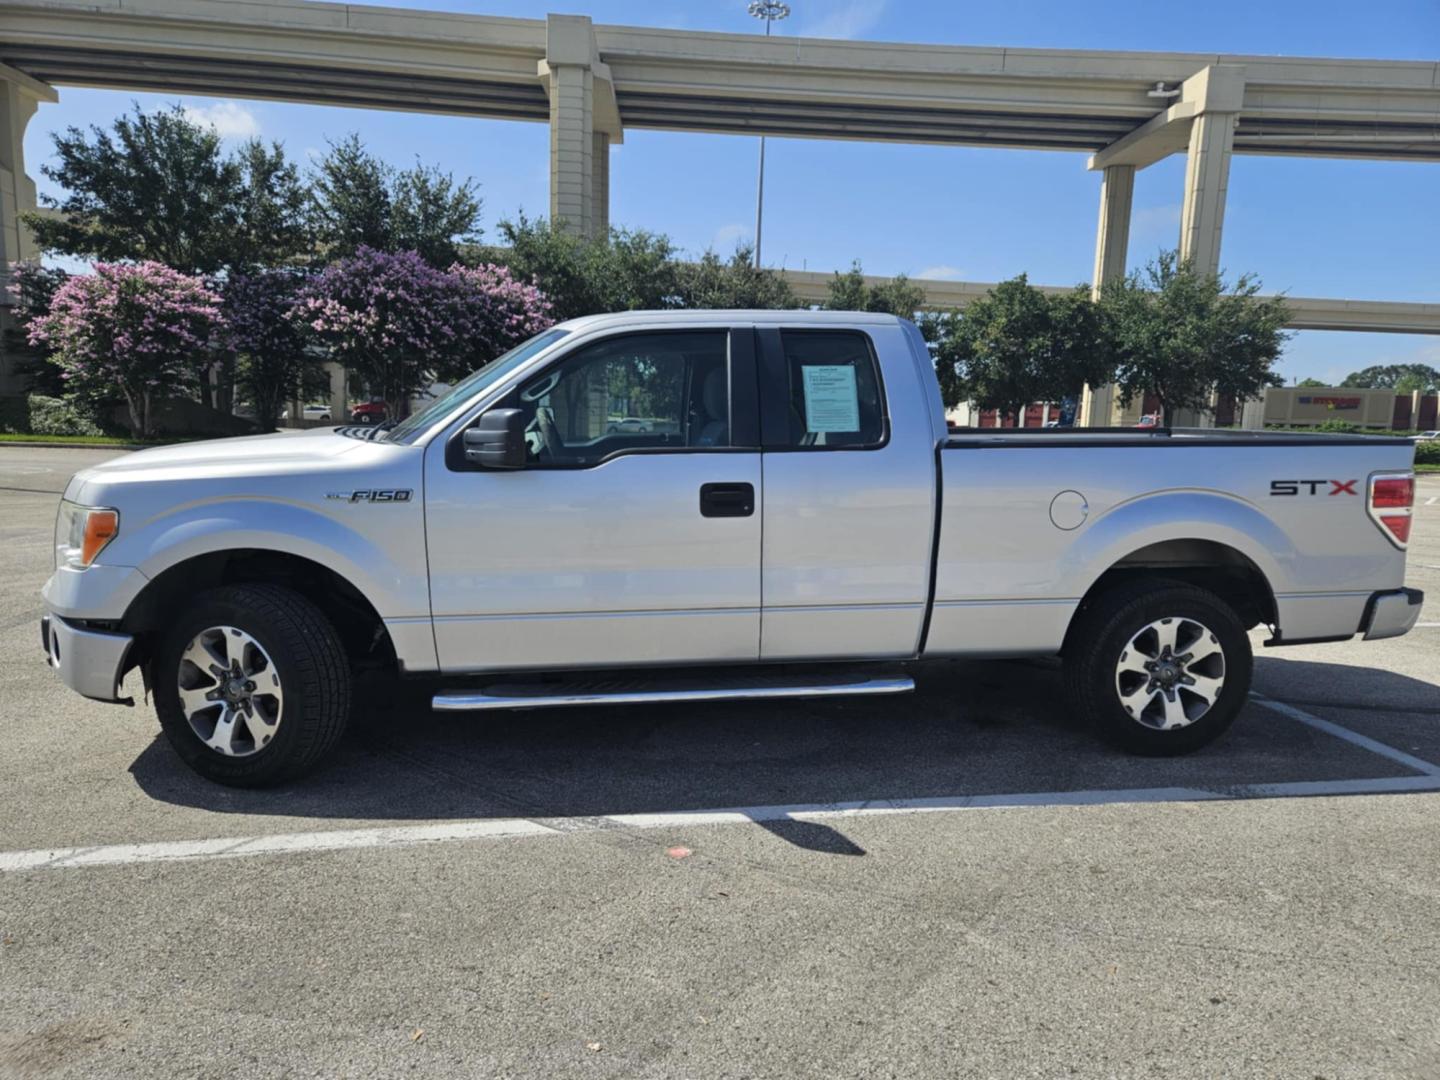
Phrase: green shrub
[
  {"left": 1414, "top": 440, "right": 1440, "bottom": 466},
  {"left": 27, "top": 395, "right": 106, "bottom": 437}
]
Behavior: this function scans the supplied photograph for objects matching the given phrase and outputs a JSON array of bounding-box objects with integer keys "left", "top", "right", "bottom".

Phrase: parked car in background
[
  {"left": 351, "top": 401, "right": 387, "bottom": 425},
  {"left": 607, "top": 417, "right": 652, "bottom": 434},
  {"left": 278, "top": 404, "right": 332, "bottom": 422},
  {"left": 1135, "top": 413, "right": 1162, "bottom": 428},
  {"left": 40, "top": 312, "right": 1422, "bottom": 787},
  {"left": 1414, "top": 430, "right": 1439, "bottom": 442}
]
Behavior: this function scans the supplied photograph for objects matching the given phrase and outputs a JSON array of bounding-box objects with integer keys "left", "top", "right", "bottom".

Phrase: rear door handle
[{"left": 700, "top": 482, "right": 755, "bottom": 518}]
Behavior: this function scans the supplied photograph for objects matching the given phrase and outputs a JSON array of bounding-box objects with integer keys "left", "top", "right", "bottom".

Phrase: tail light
[{"left": 1368, "top": 473, "right": 1414, "bottom": 548}]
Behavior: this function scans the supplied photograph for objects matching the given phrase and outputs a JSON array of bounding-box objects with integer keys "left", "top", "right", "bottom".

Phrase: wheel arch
[
  {"left": 1063, "top": 537, "right": 1278, "bottom": 657},
  {"left": 121, "top": 549, "right": 398, "bottom": 677}
]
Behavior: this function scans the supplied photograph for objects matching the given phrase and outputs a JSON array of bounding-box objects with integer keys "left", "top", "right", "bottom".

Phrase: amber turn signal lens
[{"left": 81, "top": 509, "right": 119, "bottom": 566}]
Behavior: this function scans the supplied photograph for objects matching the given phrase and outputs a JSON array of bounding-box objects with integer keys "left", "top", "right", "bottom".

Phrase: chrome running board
[{"left": 432, "top": 675, "right": 914, "bottom": 712}]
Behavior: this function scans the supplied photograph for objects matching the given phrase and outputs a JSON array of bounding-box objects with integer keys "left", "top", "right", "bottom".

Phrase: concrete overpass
[
  {"left": 0, "top": 0, "right": 1436, "bottom": 419},
  {"left": 781, "top": 271, "right": 1440, "bottom": 335}
]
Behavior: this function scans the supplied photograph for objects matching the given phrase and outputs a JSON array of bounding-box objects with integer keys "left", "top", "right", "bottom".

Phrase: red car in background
[{"left": 350, "top": 401, "right": 387, "bottom": 425}]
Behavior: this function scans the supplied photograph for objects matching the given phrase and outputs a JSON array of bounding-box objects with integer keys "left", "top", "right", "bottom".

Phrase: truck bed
[{"left": 925, "top": 427, "right": 1416, "bottom": 658}]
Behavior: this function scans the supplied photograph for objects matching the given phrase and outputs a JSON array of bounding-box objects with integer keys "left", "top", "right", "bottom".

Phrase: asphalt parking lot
[{"left": 2, "top": 445, "right": 1439, "bottom": 1079}]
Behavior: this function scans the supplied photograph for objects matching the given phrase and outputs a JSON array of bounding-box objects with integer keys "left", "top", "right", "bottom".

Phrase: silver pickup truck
[{"left": 41, "top": 311, "right": 1423, "bottom": 786}]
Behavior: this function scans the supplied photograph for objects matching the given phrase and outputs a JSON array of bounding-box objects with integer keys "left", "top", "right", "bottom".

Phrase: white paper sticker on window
[{"left": 801, "top": 365, "right": 860, "bottom": 433}]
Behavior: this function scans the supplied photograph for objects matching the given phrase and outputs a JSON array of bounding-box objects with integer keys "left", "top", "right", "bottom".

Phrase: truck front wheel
[
  {"left": 153, "top": 584, "right": 352, "bottom": 787},
  {"left": 1064, "top": 580, "right": 1252, "bottom": 756}
]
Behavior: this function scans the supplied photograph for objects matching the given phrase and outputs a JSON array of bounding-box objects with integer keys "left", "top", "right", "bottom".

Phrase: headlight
[{"left": 54, "top": 500, "right": 119, "bottom": 570}]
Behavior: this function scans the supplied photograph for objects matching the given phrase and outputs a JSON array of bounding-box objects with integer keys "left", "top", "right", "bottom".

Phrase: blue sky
[{"left": 23, "top": 0, "right": 1440, "bottom": 384}]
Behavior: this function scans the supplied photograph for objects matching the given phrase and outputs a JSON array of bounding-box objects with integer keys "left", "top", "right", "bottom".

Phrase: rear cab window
[{"left": 771, "top": 329, "right": 887, "bottom": 449}]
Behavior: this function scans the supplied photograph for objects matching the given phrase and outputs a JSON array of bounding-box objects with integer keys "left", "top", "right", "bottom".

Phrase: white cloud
[
  {"left": 181, "top": 100, "right": 260, "bottom": 139},
  {"left": 915, "top": 264, "right": 966, "bottom": 281},
  {"left": 711, "top": 223, "right": 750, "bottom": 252},
  {"left": 801, "top": 0, "right": 888, "bottom": 41}
]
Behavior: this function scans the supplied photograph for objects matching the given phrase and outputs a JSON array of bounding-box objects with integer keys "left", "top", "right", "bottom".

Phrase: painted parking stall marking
[{"left": 3, "top": 696, "right": 1437, "bottom": 875}]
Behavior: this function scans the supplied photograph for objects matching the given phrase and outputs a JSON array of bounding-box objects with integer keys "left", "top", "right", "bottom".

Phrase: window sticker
[{"left": 801, "top": 364, "right": 860, "bottom": 433}]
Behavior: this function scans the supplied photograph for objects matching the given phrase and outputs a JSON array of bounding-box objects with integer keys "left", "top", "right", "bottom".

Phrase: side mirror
[{"left": 463, "top": 409, "right": 527, "bottom": 469}]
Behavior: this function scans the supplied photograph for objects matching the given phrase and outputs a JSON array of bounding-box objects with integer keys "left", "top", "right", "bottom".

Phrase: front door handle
[{"left": 700, "top": 482, "right": 755, "bottom": 518}]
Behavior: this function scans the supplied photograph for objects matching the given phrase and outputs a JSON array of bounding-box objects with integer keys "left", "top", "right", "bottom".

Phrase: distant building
[{"left": 1241, "top": 386, "right": 1437, "bottom": 431}]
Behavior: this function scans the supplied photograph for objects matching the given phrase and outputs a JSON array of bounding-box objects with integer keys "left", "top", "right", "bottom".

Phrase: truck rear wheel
[
  {"left": 153, "top": 584, "right": 351, "bottom": 787},
  {"left": 1063, "top": 579, "right": 1252, "bottom": 756}
]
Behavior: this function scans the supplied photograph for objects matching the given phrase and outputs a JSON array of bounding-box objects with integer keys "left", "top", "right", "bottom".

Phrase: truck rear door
[{"left": 755, "top": 322, "right": 939, "bottom": 660}]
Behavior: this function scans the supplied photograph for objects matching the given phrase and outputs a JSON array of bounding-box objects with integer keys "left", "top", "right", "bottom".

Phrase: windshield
[{"left": 384, "top": 328, "right": 570, "bottom": 444}]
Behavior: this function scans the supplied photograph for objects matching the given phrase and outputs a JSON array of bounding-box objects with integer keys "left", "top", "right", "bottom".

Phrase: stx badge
[{"left": 1270, "top": 480, "right": 1358, "bottom": 496}]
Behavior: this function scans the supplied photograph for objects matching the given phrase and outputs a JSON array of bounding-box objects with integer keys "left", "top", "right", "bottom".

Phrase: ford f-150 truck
[{"left": 41, "top": 311, "right": 1423, "bottom": 786}]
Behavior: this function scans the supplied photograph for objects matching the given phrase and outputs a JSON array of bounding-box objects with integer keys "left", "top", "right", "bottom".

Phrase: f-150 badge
[{"left": 326, "top": 489, "right": 413, "bottom": 503}]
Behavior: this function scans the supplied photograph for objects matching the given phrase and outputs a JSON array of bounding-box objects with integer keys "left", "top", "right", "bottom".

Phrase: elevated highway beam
[
  {"left": 779, "top": 270, "right": 1440, "bottom": 337},
  {"left": 1, "top": 0, "right": 1437, "bottom": 245}
]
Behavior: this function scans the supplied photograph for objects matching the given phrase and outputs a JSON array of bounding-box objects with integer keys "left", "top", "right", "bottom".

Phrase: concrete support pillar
[
  {"left": 0, "top": 67, "right": 57, "bottom": 274},
  {"left": 1079, "top": 163, "right": 1135, "bottom": 427},
  {"left": 325, "top": 361, "right": 347, "bottom": 423},
  {"left": 1178, "top": 109, "right": 1237, "bottom": 277},
  {"left": 1090, "top": 164, "right": 1134, "bottom": 300},
  {"left": 0, "top": 68, "right": 56, "bottom": 397},
  {"left": 547, "top": 59, "right": 593, "bottom": 236},
  {"left": 541, "top": 15, "right": 619, "bottom": 239},
  {"left": 591, "top": 130, "right": 610, "bottom": 239}
]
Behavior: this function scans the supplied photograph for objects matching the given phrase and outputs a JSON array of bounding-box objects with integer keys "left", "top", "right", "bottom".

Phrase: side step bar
[{"left": 433, "top": 676, "right": 914, "bottom": 712}]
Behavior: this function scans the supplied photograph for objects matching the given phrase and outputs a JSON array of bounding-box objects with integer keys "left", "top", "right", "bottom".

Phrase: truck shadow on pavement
[{"left": 127, "top": 655, "right": 1440, "bottom": 854}]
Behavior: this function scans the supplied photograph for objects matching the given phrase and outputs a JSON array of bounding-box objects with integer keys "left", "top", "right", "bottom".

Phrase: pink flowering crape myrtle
[
  {"left": 28, "top": 261, "right": 223, "bottom": 439},
  {"left": 292, "top": 248, "right": 552, "bottom": 421}
]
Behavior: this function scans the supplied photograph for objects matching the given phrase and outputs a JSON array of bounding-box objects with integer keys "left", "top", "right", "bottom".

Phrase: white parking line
[
  {"left": 0, "top": 819, "right": 555, "bottom": 873},
  {"left": 1250, "top": 694, "right": 1440, "bottom": 776},
  {"left": 3, "top": 697, "right": 1437, "bottom": 874}
]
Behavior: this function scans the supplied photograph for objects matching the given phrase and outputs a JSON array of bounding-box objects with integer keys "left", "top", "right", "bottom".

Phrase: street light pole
[{"left": 748, "top": 1, "right": 789, "bottom": 269}]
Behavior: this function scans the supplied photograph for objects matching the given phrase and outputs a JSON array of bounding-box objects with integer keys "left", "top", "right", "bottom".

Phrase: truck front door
[{"left": 423, "top": 326, "right": 762, "bottom": 673}]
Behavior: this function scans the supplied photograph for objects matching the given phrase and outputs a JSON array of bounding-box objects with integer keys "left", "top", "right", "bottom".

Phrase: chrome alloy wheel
[
  {"left": 1114, "top": 616, "right": 1226, "bottom": 731},
  {"left": 176, "top": 626, "right": 284, "bottom": 757}
]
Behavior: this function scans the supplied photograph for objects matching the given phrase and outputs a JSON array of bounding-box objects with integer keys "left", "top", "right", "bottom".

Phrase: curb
[{"left": 0, "top": 441, "right": 145, "bottom": 450}]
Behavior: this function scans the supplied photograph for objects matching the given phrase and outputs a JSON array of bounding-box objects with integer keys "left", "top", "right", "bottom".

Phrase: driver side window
[{"left": 515, "top": 331, "right": 730, "bottom": 466}]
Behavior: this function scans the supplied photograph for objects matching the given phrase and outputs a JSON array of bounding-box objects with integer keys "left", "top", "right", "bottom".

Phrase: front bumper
[
  {"left": 1362, "top": 588, "right": 1425, "bottom": 641},
  {"left": 40, "top": 613, "right": 136, "bottom": 704}
]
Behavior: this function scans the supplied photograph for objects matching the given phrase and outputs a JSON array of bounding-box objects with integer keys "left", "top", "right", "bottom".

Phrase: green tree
[
  {"left": 231, "top": 138, "right": 312, "bottom": 271},
  {"left": 392, "top": 161, "right": 482, "bottom": 267},
  {"left": 912, "top": 310, "right": 967, "bottom": 408},
  {"left": 1101, "top": 251, "right": 1290, "bottom": 422},
  {"left": 24, "top": 103, "right": 309, "bottom": 274},
  {"left": 4, "top": 263, "right": 70, "bottom": 398},
  {"left": 1296, "top": 377, "right": 1329, "bottom": 387},
  {"left": 478, "top": 214, "right": 679, "bottom": 319},
  {"left": 823, "top": 261, "right": 926, "bottom": 316},
  {"left": 932, "top": 276, "right": 1114, "bottom": 421},
  {"left": 308, "top": 134, "right": 393, "bottom": 258},
  {"left": 308, "top": 136, "right": 482, "bottom": 265},
  {"left": 673, "top": 246, "right": 799, "bottom": 310},
  {"left": 1342, "top": 363, "right": 1439, "bottom": 392}
]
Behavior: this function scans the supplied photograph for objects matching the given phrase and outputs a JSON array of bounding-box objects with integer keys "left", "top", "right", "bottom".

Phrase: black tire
[
  {"left": 1063, "top": 578, "right": 1252, "bottom": 756},
  {"left": 153, "top": 584, "right": 351, "bottom": 787}
]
